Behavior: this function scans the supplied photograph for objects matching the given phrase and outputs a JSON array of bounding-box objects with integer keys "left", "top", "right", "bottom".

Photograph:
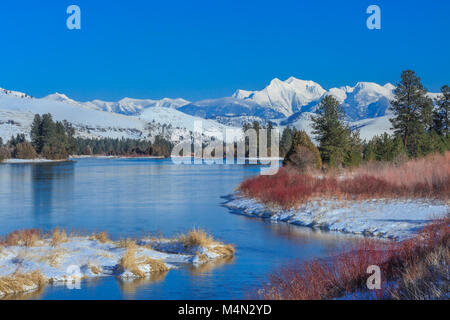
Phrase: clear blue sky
[{"left": 0, "top": 0, "right": 448, "bottom": 101}]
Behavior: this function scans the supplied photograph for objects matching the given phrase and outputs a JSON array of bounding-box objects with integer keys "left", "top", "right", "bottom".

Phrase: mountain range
[{"left": 0, "top": 77, "right": 442, "bottom": 145}]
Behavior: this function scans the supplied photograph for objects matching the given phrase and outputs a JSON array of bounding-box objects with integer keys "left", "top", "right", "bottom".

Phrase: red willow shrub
[
  {"left": 258, "top": 217, "right": 449, "bottom": 300},
  {"left": 239, "top": 152, "right": 450, "bottom": 207}
]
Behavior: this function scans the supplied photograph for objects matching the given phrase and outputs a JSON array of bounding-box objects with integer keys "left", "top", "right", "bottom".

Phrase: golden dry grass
[
  {"left": 51, "top": 228, "right": 68, "bottom": 247},
  {"left": 117, "top": 238, "right": 137, "bottom": 249},
  {"left": 89, "top": 265, "right": 102, "bottom": 275},
  {"left": 38, "top": 248, "right": 68, "bottom": 268},
  {"left": 179, "top": 228, "right": 215, "bottom": 248},
  {"left": 0, "top": 271, "right": 46, "bottom": 297},
  {"left": 118, "top": 248, "right": 169, "bottom": 278},
  {"left": 195, "top": 252, "right": 209, "bottom": 264},
  {"left": 389, "top": 244, "right": 449, "bottom": 300},
  {"left": 95, "top": 231, "right": 110, "bottom": 244},
  {"left": 118, "top": 248, "right": 146, "bottom": 278},
  {"left": 210, "top": 244, "right": 235, "bottom": 257},
  {"left": 143, "top": 258, "right": 169, "bottom": 273}
]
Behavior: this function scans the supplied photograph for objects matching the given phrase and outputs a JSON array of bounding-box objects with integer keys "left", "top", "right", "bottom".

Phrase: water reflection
[
  {"left": 189, "top": 256, "right": 235, "bottom": 275},
  {"left": 31, "top": 162, "right": 75, "bottom": 222},
  {"left": 119, "top": 272, "right": 169, "bottom": 298}
]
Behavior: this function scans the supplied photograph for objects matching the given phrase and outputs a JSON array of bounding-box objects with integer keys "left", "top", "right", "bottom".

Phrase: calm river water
[{"left": 0, "top": 158, "right": 358, "bottom": 299}]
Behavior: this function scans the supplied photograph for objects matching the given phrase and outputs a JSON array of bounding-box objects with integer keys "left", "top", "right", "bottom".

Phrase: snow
[
  {"left": 224, "top": 194, "right": 448, "bottom": 240},
  {"left": 179, "top": 97, "right": 285, "bottom": 120},
  {"left": 0, "top": 78, "right": 443, "bottom": 145},
  {"left": 139, "top": 106, "right": 241, "bottom": 142},
  {"left": 0, "top": 89, "right": 232, "bottom": 143},
  {"left": 350, "top": 115, "right": 393, "bottom": 141},
  {"left": 232, "top": 77, "right": 326, "bottom": 117},
  {"left": 2, "top": 158, "right": 69, "bottom": 164},
  {"left": 0, "top": 235, "right": 234, "bottom": 298},
  {"left": 0, "top": 91, "right": 149, "bottom": 141}
]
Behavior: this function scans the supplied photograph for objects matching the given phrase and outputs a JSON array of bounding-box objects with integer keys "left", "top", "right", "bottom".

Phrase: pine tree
[
  {"left": 311, "top": 95, "right": 351, "bottom": 167},
  {"left": 280, "top": 127, "right": 294, "bottom": 157},
  {"left": 283, "top": 130, "right": 322, "bottom": 170},
  {"left": 433, "top": 85, "right": 449, "bottom": 137},
  {"left": 30, "top": 114, "right": 42, "bottom": 153},
  {"left": 344, "top": 130, "right": 364, "bottom": 167},
  {"left": 390, "top": 70, "right": 434, "bottom": 157}
]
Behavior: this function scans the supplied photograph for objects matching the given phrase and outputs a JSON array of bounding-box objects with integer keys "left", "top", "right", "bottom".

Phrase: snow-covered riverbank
[
  {"left": 0, "top": 232, "right": 234, "bottom": 298},
  {"left": 1, "top": 158, "right": 70, "bottom": 164},
  {"left": 224, "top": 194, "right": 448, "bottom": 240}
]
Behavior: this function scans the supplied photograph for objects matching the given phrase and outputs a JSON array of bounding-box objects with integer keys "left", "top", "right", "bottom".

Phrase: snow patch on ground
[
  {"left": 2, "top": 158, "right": 70, "bottom": 164},
  {"left": 0, "top": 236, "right": 234, "bottom": 298},
  {"left": 224, "top": 194, "right": 448, "bottom": 240}
]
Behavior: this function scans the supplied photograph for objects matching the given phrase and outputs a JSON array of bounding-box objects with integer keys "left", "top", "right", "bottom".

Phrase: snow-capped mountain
[
  {"left": 43, "top": 93, "right": 190, "bottom": 116},
  {"left": 231, "top": 78, "right": 398, "bottom": 122},
  {"left": 178, "top": 77, "right": 403, "bottom": 125},
  {"left": 232, "top": 77, "right": 326, "bottom": 117},
  {"left": 0, "top": 88, "right": 236, "bottom": 143},
  {"left": 179, "top": 97, "right": 285, "bottom": 125},
  {"left": 0, "top": 76, "right": 443, "bottom": 145}
]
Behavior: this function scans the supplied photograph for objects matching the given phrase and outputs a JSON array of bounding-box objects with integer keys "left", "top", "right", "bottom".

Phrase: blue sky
[{"left": 0, "top": 0, "right": 448, "bottom": 101}]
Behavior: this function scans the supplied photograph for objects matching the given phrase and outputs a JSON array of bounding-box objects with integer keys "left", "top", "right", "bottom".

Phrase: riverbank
[
  {"left": 1, "top": 158, "right": 71, "bottom": 164},
  {"left": 69, "top": 155, "right": 166, "bottom": 160},
  {"left": 257, "top": 217, "right": 449, "bottom": 300},
  {"left": 0, "top": 229, "right": 234, "bottom": 298},
  {"left": 226, "top": 152, "right": 449, "bottom": 240},
  {"left": 224, "top": 194, "right": 448, "bottom": 240}
]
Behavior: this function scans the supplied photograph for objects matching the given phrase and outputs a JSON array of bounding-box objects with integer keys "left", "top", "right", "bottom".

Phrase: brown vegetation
[
  {"left": 240, "top": 152, "right": 450, "bottom": 208},
  {"left": 258, "top": 217, "right": 449, "bottom": 300},
  {"left": 0, "top": 271, "right": 46, "bottom": 297},
  {"left": 179, "top": 228, "right": 215, "bottom": 248},
  {"left": 1, "top": 229, "right": 42, "bottom": 247}
]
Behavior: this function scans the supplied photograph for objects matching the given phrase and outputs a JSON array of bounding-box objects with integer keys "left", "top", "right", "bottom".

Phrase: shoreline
[
  {"left": 223, "top": 193, "right": 448, "bottom": 240},
  {"left": 1, "top": 158, "right": 72, "bottom": 164},
  {"left": 69, "top": 155, "right": 166, "bottom": 160},
  {"left": 0, "top": 230, "right": 234, "bottom": 298}
]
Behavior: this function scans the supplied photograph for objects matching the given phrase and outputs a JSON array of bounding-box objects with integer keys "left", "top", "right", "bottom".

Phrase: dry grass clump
[
  {"left": 195, "top": 252, "right": 209, "bottom": 264},
  {"left": 118, "top": 248, "right": 168, "bottom": 277},
  {"left": 179, "top": 228, "right": 215, "bottom": 248},
  {"left": 38, "top": 248, "right": 68, "bottom": 268},
  {"left": 118, "top": 248, "right": 143, "bottom": 277},
  {"left": 0, "top": 271, "right": 46, "bottom": 297},
  {"left": 143, "top": 258, "right": 169, "bottom": 273},
  {"left": 95, "top": 231, "right": 110, "bottom": 244},
  {"left": 117, "top": 238, "right": 137, "bottom": 249},
  {"left": 51, "top": 228, "right": 68, "bottom": 247},
  {"left": 0, "top": 229, "right": 43, "bottom": 247},
  {"left": 210, "top": 244, "right": 235, "bottom": 257},
  {"left": 239, "top": 151, "right": 450, "bottom": 208},
  {"left": 389, "top": 245, "right": 449, "bottom": 300},
  {"left": 89, "top": 265, "right": 102, "bottom": 275},
  {"left": 258, "top": 217, "right": 449, "bottom": 300}
]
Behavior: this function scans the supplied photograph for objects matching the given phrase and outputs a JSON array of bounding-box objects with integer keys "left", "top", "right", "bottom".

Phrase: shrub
[
  {"left": 13, "top": 142, "right": 38, "bottom": 159},
  {"left": 284, "top": 146, "right": 318, "bottom": 172},
  {"left": 0, "top": 146, "right": 11, "bottom": 162},
  {"left": 0, "top": 229, "right": 42, "bottom": 247},
  {"left": 41, "top": 141, "right": 68, "bottom": 160},
  {"left": 257, "top": 217, "right": 449, "bottom": 300},
  {"left": 283, "top": 131, "right": 322, "bottom": 170},
  {"left": 240, "top": 151, "right": 450, "bottom": 207}
]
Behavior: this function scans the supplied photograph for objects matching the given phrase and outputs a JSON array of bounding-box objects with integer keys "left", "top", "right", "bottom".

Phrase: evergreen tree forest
[{"left": 0, "top": 113, "right": 174, "bottom": 161}]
